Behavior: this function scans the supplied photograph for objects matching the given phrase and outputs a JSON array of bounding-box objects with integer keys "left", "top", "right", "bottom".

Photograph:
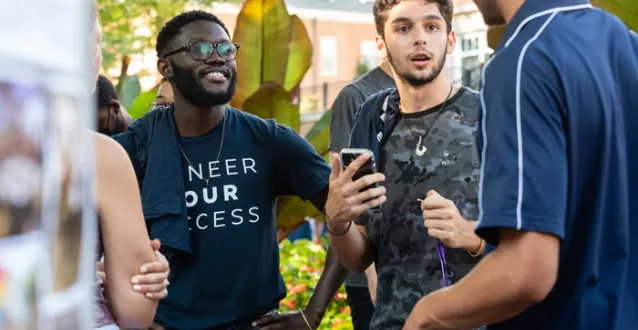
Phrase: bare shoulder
[{"left": 92, "top": 132, "right": 135, "bottom": 180}]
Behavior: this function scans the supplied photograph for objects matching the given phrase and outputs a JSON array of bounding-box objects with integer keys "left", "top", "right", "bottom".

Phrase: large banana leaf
[
  {"left": 242, "top": 82, "right": 301, "bottom": 131},
  {"left": 283, "top": 15, "right": 313, "bottom": 91},
  {"left": 304, "top": 110, "right": 332, "bottom": 160},
  {"left": 231, "top": 0, "right": 312, "bottom": 108},
  {"left": 487, "top": 0, "right": 637, "bottom": 49}
]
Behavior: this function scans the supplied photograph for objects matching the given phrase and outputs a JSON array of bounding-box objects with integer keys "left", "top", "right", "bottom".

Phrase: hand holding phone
[{"left": 323, "top": 149, "right": 387, "bottom": 227}]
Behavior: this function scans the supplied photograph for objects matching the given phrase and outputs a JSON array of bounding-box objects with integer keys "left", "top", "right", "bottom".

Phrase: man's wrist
[
  {"left": 461, "top": 221, "right": 482, "bottom": 253},
  {"left": 302, "top": 306, "right": 324, "bottom": 325},
  {"left": 326, "top": 220, "right": 351, "bottom": 235},
  {"left": 466, "top": 236, "right": 484, "bottom": 256}
]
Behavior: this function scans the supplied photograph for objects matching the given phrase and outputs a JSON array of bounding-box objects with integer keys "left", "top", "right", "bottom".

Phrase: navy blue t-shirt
[
  {"left": 475, "top": 1, "right": 638, "bottom": 329},
  {"left": 152, "top": 108, "right": 329, "bottom": 329}
]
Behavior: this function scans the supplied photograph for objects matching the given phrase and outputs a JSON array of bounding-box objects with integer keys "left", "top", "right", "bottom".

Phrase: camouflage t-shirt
[{"left": 356, "top": 86, "right": 483, "bottom": 330}]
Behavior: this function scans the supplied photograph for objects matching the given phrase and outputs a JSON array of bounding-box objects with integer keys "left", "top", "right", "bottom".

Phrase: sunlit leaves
[{"left": 97, "top": 0, "right": 240, "bottom": 71}]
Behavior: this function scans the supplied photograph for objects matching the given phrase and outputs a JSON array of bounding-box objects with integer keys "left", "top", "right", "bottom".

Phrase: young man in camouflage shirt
[{"left": 323, "top": 1, "right": 485, "bottom": 329}]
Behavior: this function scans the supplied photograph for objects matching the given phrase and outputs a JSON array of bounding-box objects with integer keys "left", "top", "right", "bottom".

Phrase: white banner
[{"left": 0, "top": 0, "right": 96, "bottom": 329}]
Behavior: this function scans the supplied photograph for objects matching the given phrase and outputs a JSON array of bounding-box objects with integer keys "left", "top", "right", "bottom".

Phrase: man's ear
[
  {"left": 108, "top": 99, "right": 121, "bottom": 114},
  {"left": 447, "top": 31, "right": 457, "bottom": 55},
  {"left": 376, "top": 35, "right": 387, "bottom": 59},
  {"left": 157, "top": 58, "right": 173, "bottom": 78}
]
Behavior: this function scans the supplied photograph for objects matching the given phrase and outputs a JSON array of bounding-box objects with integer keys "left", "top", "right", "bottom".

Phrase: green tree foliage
[
  {"left": 97, "top": 0, "right": 240, "bottom": 72},
  {"left": 97, "top": 0, "right": 241, "bottom": 113}
]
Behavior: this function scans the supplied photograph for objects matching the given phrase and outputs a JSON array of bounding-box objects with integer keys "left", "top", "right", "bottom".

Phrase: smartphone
[{"left": 339, "top": 148, "right": 382, "bottom": 209}]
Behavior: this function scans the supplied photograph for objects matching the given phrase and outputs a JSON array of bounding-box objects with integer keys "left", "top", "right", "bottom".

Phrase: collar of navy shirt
[{"left": 497, "top": 0, "right": 593, "bottom": 51}]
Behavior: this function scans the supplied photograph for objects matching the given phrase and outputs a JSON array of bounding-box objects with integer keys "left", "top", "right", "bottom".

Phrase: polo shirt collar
[{"left": 497, "top": 0, "right": 592, "bottom": 50}]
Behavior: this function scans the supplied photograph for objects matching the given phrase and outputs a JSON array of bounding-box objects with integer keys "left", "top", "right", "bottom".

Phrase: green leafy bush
[{"left": 279, "top": 238, "right": 353, "bottom": 329}]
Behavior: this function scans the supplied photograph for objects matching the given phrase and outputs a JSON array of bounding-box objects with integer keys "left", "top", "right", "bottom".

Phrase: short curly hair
[
  {"left": 156, "top": 10, "right": 230, "bottom": 58},
  {"left": 373, "top": 0, "right": 454, "bottom": 38}
]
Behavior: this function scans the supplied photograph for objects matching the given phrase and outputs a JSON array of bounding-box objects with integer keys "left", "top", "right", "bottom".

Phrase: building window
[
  {"left": 360, "top": 40, "right": 377, "bottom": 70},
  {"left": 457, "top": 34, "right": 484, "bottom": 89},
  {"left": 461, "top": 55, "right": 481, "bottom": 90},
  {"left": 461, "top": 37, "right": 479, "bottom": 52},
  {"left": 320, "top": 36, "right": 338, "bottom": 76}
]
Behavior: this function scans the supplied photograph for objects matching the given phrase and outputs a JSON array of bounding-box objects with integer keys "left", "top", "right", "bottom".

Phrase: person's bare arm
[
  {"left": 327, "top": 223, "right": 374, "bottom": 273},
  {"left": 364, "top": 264, "right": 377, "bottom": 304},
  {"left": 403, "top": 229, "right": 559, "bottom": 329},
  {"left": 95, "top": 133, "right": 157, "bottom": 328}
]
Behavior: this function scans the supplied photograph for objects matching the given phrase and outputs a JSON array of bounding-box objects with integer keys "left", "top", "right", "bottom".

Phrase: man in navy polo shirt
[{"left": 403, "top": 0, "right": 638, "bottom": 329}]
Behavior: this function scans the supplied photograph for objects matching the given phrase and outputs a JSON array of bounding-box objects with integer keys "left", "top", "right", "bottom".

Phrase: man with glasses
[{"left": 112, "top": 10, "right": 349, "bottom": 330}]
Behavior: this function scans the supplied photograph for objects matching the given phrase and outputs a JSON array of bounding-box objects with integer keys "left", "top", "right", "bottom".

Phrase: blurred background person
[
  {"left": 95, "top": 74, "right": 132, "bottom": 136},
  {"left": 150, "top": 77, "right": 175, "bottom": 109}
]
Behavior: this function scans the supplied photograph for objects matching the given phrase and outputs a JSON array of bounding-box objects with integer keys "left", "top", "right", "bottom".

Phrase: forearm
[
  {"left": 327, "top": 222, "right": 373, "bottom": 273},
  {"left": 305, "top": 247, "right": 349, "bottom": 316},
  {"left": 364, "top": 264, "right": 377, "bottom": 304},
  {"left": 106, "top": 259, "right": 158, "bottom": 328},
  {"left": 406, "top": 243, "right": 544, "bottom": 329},
  {"left": 109, "top": 288, "right": 158, "bottom": 328}
]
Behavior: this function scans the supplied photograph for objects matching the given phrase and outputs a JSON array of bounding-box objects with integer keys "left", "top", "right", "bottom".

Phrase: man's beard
[
  {"left": 170, "top": 62, "right": 237, "bottom": 107},
  {"left": 388, "top": 45, "right": 447, "bottom": 88}
]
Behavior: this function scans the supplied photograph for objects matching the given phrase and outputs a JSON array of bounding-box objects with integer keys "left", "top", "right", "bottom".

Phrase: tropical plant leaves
[
  {"left": 127, "top": 89, "right": 158, "bottom": 119},
  {"left": 593, "top": 0, "right": 638, "bottom": 32},
  {"left": 284, "top": 15, "right": 313, "bottom": 91},
  {"left": 242, "top": 82, "right": 301, "bottom": 132},
  {"left": 231, "top": 0, "right": 312, "bottom": 108},
  {"left": 225, "top": 0, "right": 324, "bottom": 234}
]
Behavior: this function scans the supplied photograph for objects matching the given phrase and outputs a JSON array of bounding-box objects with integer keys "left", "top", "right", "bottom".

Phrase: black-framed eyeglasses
[{"left": 162, "top": 41, "right": 240, "bottom": 61}]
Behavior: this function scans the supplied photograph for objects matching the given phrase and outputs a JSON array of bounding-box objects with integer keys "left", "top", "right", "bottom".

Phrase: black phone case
[{"left": 340, "top": 150, "right": 382, "bottom": 210}]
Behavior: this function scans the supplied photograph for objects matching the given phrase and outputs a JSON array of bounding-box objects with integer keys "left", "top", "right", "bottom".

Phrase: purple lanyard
[
  {"left": 418, "top": 198, "right": 450, "bottom": 287},
  {"left": 436, "top": 241, "right": 450, "bottom": 287}
]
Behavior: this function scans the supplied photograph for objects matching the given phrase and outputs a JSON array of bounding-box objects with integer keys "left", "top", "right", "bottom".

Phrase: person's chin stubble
[{"left": 387, "top": 46, "right": 447, "bottom": 88}]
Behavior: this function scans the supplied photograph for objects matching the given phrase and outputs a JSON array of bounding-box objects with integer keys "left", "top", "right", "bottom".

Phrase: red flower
[{"left": 288, "top": 283, "right": 308, "bottom": 294}]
